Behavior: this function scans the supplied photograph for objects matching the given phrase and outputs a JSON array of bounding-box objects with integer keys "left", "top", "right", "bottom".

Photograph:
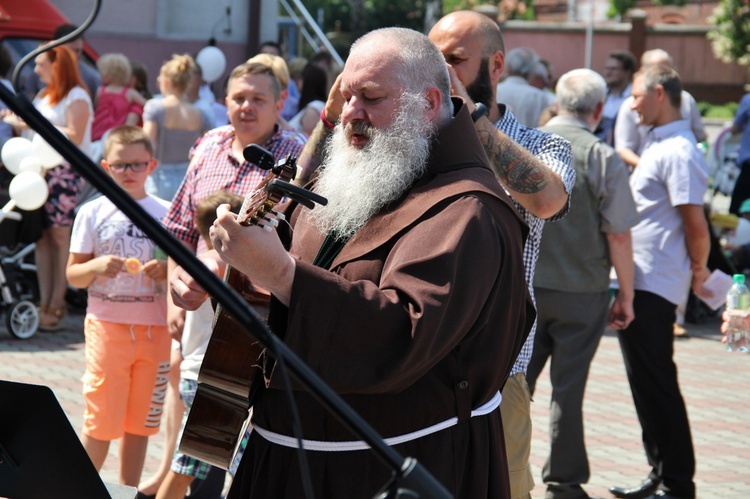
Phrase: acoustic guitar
[{"left": 178, "top": 147, "right": 299, "bottom": 469}]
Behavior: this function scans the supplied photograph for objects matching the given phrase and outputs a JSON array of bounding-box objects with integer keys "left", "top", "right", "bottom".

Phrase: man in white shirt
[
  {"left": 609, "top": 63, "right": 710, "bottom": 499},
  {"left": 614, "top": 49, "right": 706, "bottom": 169},
  {"left": 613, "top": 48, "right": 708, "bottom": 338}
]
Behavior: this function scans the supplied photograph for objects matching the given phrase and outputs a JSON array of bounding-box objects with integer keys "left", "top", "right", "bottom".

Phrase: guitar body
[
  {"left": 179, "top": 154, "right": 297, "bottom": 469},
  {"left": 178, "top": 268, "right": 269, "bottom": 468}
]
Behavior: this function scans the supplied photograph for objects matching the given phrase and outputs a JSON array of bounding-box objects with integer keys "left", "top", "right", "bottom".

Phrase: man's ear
[
  {"left": 275, "top": 89, "right": 287, "bottom": 118},
  {"left": 424, "top": 86, "right": 443, "bottom": 122},
  {"left": 654, "top": 84, "right": 666, "bottom": 104},
  {"left": 490, "top": 51, "right": 505, "bottom": 85},
  {"left": 591, "top": 101, "right": 604, "bottom": 128}
]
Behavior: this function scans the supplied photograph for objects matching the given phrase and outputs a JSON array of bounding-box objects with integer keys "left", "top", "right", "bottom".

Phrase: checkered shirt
[
  {"left": 495, "top": 106, "right": 575, "bottom": 376},
  {"left": 164, "top": 125, "right": 306, "bottom": 247}
]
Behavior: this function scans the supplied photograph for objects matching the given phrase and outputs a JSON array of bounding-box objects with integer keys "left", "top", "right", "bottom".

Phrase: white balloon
[
  {"left": 9, "top": 171, "right": 49, "bottom": 211},
  {"left": 1, "top": 136, "right": 34, "bottom": 175},
  {"left": 196, "top": 46, "right": 227, "bottom": 83},
  {"left": 31, "top": 133, "right": 64, "bottom": 168},
  {"left": 19, "top": 156, "right": 43, "bottom": 174}
]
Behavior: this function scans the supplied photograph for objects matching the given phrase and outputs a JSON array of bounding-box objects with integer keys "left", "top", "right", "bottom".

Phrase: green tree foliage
[
  {"left": 442, "top": 0, "right": 534, "bottom": 21},
  {"left": 367, "top": 0, "right": 425, "bottom": 31},
  {"left": 708, "top": 0, "right": 750, "bottom": 66},
  {"left": 607, "top": 0, "right": 637, "bottom": 19},
  {"left": 607, "top": 0, "right": 685, "bottom": 20},
  {"left": 301, "top": 0, "right": 352, "bottom": 34},
  {"left": 302, "top": 0, "right": 425, "bottom": 38}
]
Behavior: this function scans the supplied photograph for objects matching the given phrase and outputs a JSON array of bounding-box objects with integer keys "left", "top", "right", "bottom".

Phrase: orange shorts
[{"left": 81, "top": 316, "right": 171, "bottom": 440}]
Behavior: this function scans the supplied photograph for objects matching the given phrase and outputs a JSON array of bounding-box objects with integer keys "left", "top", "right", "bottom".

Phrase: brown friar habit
[{"left": 228, "top": 101, "right": 535, "bottom": 499}]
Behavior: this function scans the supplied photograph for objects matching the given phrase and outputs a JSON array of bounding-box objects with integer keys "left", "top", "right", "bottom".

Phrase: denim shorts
[{"left": 171, "top": 378, "right": 213, "bottom": 479}]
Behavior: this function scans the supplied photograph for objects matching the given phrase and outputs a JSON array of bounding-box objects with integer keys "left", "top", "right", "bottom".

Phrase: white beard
[{"left": 310, "top": 93, "right": 435, "bottom": 238}]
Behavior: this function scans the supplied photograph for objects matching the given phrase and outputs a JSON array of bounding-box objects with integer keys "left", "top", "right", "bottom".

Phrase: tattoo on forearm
[
  {"left": 309, "top": 122, "right": 332, "bottom": 163},
  {"left": 478, "top": 128, "right": 548, "bottom": 194},
  {"left": 297, "top": 121, "right": 333, "bottom": 183}
]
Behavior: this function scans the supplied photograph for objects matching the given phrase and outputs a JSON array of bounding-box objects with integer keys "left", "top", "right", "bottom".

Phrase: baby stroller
[
  {"left": 707, "top": 124, "right": 742, "bottom": 200},
  {"left": 0, "top": 174, "right": 41, "bottom": 339}
]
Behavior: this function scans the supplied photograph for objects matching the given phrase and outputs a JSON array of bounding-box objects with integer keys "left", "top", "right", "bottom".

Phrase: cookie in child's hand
[{"left": 124, "top": 257, "right": 142, "bottom": 274}]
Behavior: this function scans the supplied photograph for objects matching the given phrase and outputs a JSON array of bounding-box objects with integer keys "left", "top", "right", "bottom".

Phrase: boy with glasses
[{"left": 66, "top": 125, "right": 171, "bottom": 487}]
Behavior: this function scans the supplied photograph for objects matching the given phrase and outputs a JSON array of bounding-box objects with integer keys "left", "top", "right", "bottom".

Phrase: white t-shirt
[
  {"left": 288, "top": 100, "right": 325, "bottom": 135},
  {"left": 496, "top": 76, "right": 554, "bottom": 128},
  {"left": 70, "top": 195, "right": 171, "bottom": 325},
  {"left": 181, "top": 300, "right": 215, "bottom": 381},
  {"left": 627, "top": 119, "right": 709, "bottom": 305},
  {"left": 33, "top": 86, "right": 93, "bottom": 159}
]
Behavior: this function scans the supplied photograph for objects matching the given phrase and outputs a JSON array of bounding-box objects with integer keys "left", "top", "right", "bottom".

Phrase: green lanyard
[{"left": 312, "top": 231, "right": 350, "bottom": 270}]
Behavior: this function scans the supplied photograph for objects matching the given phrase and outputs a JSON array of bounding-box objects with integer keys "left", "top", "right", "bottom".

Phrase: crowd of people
[{"left": 0, "top": 9, "right": 746, "bottom": 499}]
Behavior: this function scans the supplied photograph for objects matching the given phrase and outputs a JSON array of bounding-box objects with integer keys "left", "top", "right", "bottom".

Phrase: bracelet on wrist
[{"left": 320, "top": 109, "right": 336, "bottom": 130}]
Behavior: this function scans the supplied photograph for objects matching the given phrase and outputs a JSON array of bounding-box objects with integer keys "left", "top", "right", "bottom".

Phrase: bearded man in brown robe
[{"left": 171, "top": 27, "right": 534, "bottom": 499}]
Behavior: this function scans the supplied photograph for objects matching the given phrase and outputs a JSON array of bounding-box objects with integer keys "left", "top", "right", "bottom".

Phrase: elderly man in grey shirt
[{"left": 527, "top": 68, "right": 639, "bottom": 499}]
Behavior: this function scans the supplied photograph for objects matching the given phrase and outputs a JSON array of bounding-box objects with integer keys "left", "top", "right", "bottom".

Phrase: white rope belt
[{"left": 253, "top": 390, "right": 502, "bottom": 452}]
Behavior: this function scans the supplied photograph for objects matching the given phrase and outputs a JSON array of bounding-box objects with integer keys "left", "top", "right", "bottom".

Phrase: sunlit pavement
[{"left": 1, "top": 307, "right": 748, "bottom": 497}]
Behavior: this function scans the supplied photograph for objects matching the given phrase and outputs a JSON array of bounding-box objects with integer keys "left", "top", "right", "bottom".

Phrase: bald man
[{"left": 430, "top": 11, "right": 575, "bottom": 499}]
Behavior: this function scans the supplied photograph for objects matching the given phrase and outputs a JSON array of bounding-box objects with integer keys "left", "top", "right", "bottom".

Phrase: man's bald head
[
  {"left": 641, "top": 49, "right": 674, "bottom": 69},
  {"left": 429, "top": 10, "right": 506, "bottom": 110},
  {"left": 348, "top": 27, "right": 453, "bottom": 124},
  {"left": 431, "top": 10, "right": 505, "bottom": 58}
]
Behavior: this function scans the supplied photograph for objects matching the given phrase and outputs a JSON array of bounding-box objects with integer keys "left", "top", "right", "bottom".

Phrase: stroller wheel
[{"left": 6, "top": 300, "right": 40, "bottom": 339}]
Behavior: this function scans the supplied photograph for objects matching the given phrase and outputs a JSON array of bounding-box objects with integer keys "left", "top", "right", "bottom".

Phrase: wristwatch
[{"left": 471, "top": 102, "right": 489, "bottom": 123}]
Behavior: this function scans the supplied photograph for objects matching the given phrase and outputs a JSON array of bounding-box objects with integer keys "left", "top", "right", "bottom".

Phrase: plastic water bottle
[
  {"left": 725, "top": 274, "right": 750, "bottom": 352},
  {"left": 152, "top": 247, "right": 168, "bottom": 296}
]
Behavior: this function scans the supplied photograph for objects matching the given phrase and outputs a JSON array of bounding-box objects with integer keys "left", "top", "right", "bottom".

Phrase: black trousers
[{"left": 617, "top": 290, "right": 695, "bottom": 498}]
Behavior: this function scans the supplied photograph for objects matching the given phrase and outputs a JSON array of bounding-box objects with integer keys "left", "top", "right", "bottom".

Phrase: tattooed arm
[
  {"left": 446, "top": 66, "right": 571, "bottom": 221},
  {"left": 474, "top": 117, "right": 568, "bottom": 219},
  {"left": 293, "top": 121, "right": 333, "bottom": 186},
  {"left": 293, "top": 74, "right": 344, "bottom": 186}
]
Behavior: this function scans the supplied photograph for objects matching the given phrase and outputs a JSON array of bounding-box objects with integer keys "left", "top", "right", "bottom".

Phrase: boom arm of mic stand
[{"left": 0, "top": 86, "right": 451, "bottom": 499}]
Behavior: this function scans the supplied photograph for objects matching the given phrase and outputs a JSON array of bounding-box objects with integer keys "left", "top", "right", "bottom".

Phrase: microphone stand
[{"left": 0, "top": 85, "right": 451, "bottom": 499}]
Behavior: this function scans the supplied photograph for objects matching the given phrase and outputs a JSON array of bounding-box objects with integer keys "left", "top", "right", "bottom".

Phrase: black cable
[
  {"left": 11, "top": 0, "right": 102, "bottom": 91},
  {"left": 275, "top": 350, "right": 315, "bottom": 499}
]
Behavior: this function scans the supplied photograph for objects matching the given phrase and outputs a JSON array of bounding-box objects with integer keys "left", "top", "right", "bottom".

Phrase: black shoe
[
  {"left": 645, "top": 492, "right": 691, "bottom": 499},
  {"left": 545, "top": 483, "right": 599, "bottom": 499},
  {"left": 609, "top": 478, "right": 660, "bottom": 499}
]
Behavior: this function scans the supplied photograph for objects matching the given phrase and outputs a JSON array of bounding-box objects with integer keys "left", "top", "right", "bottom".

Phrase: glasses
[{"left": 106, "top": 161, "right": 152, "bottom": 173}]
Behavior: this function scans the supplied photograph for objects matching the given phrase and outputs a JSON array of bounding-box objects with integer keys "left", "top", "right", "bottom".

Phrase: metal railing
[{"left": 277, "top": 0, "right": 344, "bottom": 67}]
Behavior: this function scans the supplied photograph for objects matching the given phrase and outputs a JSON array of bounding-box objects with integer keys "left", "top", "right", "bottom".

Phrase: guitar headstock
[
  {"left": 237, "top": 189, "right": 275, "bottom": 227},
  {"left": 237, "top": 147, "right": 298, "bottom": 227}
]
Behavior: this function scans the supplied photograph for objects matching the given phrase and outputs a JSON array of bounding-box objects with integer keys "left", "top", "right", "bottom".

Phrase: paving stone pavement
[{"left": 1, "top": 308, "right": 748, "bottom": 497}]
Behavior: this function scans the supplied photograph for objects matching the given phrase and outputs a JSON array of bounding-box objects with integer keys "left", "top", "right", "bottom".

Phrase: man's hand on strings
[{"left": 210, "top": 204, "right": 296, "bottom": 306}]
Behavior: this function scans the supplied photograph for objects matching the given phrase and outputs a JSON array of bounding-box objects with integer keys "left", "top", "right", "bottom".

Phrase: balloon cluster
[{"left": 1, "top": 135, "right": 61, "bottom": 211}]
